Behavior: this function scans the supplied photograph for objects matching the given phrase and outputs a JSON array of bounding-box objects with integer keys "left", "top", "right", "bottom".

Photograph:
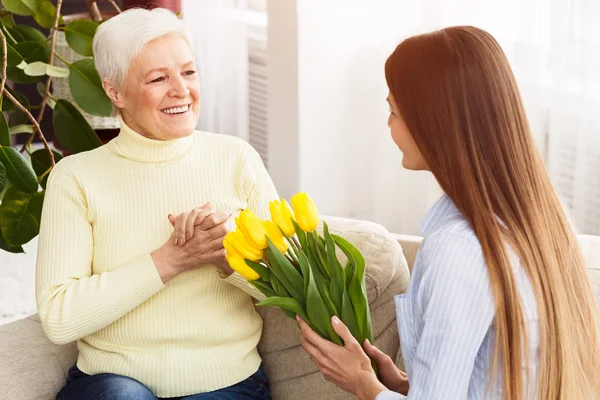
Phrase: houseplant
[{"left": 0, "top": 0, "right": 121, "bottom": 253}]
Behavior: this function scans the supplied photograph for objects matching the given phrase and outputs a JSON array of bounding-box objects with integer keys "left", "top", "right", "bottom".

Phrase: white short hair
[{"left": 93, "top": 8, "right": 192, "bottom": 88}]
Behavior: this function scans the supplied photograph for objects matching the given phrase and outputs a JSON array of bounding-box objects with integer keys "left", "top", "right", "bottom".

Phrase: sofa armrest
[{"left": 0, "top": 314, "right": 77, "bottom": 400}]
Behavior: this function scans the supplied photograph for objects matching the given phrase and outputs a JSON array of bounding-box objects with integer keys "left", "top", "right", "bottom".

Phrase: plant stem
[
  {"left": 36, "top": 0, "right": 63, "bottom": 123},
  {"left": 104, "top": 0, "right": 122, "bottom": 13},
  {"left": 0, "top": 29, "right": 53, "bottom": 166},
  {"left": 87, "top": 0, "right": 103, "bottom": 22},
  {"left": 0, "top": 29, "right": 7, "bottom": 109},
  {"left": 21, "top": 0, "right": 63, "bottom": 153},
  {"left": 5, "top": 88, "right": 54, "bottom": 166}
]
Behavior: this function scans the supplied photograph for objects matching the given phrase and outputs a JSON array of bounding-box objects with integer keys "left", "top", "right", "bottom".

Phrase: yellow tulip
[
  {"left": 237, "top": 210, "right": 268, "bottom": 249},
  {"left": 263, "top": 220, "right": 289, "bottom": 254},
  {"left": 224, "top": 230, "right": 262, "bottom": 261},
  {"left": 291, "top": 192, "right": 319, "bottom": 232},
  {"left": 226, "top": 253, "right": 260, "bottom": 280},
  {"left": 269, "top": 199, "right": 296, "bottom": 237}
]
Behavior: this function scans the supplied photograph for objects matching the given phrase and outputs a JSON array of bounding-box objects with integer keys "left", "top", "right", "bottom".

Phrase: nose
[{"left": 169, "top": 75, "right": 190, "bottom": 98}]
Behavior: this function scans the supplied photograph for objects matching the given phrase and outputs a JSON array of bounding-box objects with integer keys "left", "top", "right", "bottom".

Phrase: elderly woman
[{"left": 36, "top": 8, "right": 275, "bottom": 400}]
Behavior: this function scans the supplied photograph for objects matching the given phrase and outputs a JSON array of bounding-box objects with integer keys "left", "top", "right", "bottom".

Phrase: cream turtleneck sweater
[{"left": 35, "top": 120, "right": 278, "bottom": 397}]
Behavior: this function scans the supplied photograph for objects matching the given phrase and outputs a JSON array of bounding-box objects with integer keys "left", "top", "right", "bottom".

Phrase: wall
[{"left": 267, "top": 0, "right": 441, "bottom": 235}]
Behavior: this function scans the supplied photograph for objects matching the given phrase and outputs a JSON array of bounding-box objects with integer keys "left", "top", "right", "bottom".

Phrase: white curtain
[{"left": 181, "top": 0, "right": 250, "bottom": 139}]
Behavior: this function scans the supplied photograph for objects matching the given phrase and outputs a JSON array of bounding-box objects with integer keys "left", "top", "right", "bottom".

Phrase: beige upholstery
[{"left": 2, "top": 222, "right": 599, "bottom": 400}]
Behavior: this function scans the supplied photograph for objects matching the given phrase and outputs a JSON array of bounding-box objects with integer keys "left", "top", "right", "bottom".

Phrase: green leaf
[
  {"left": 269, "top": 274, "right": 290, "bottom": 298},
  {"left": 0, "top": 112, "right": 9, "bottom": 146},
  {"left": 1, "top": 0, "right": 38, "bottom": 16},
  {"left": 64, "top": 20, "right": 98, "bottom": 57},
  {"left": 333, "top": 234, "right": 373, "bottom": 344},
  {"left": 0, "top": 223, "right": 23, "bottom": 253},
  {"left": 4, "top": 42, "right": 23, "bottom": 66},
  {"left": 265, "top": 238, "right": 305, "bottom": 305},
  {"left": 245, "top": 259, "right": 270, "bottom": 282},
  {"left": 9, "top": 124, "right": 34, "bottom": 135},
  {"left": 0, "top": 10, "right": 15, "bottom": 29},
  {"left": 2, "top": 87, "right": 28, "bottom": 112},
  {"left": 7, "top": 41, "right": 47, "bottom": 83},
  {"left": 11, "top": 24, "right": 46, "bottom": 43},
  {"left": 257, "top": 296, "right": 310, "bottom": 322},
  {"left": 306, "top": 260, "right": 343, "bottom": 345},
  {"left": 324, "top": 223, "right": 344, "bottom": 314},
  {"left": 23, "top": 61, "right": 69, "bottom": 77},
  {"left": 52, "top": 99, "right": 102, "bottom": 154},
  {"left": 296, "top": 248, "right": 311, "bottom": 295},
  {"left": 0, "top": 159, "right": 5, "bottom": 192},
  {"left": 68, "top": 59, "right": 112, "bottom": 117},
  {"left": 0, "top": 146, "right": 37, "bottom": 193},
  {"left": 250, "top": 280, "right": 276, "bottom": 298},
  {"left": 0, "top": 185, "right": 43, "bottom": 247},
  {"left": 33, "top": 0, "right": 60, "bottom": 29},
  {"left": 30, "top": 148, "right": 61, "bottom": 189}
]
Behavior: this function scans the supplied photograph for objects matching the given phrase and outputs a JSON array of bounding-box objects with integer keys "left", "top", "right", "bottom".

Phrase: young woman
[{"left": 297, "top": 26, "right": 600, "bottom": 399}]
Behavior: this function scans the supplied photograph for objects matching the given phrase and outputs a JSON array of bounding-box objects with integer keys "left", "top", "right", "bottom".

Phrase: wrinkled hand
[
  {"left": 298, "top": 316, "right": 387, "bottom": 399},
  {"left": 364, "top": 340, "right": 409, "bottom": 395},
  {"left": 152, "top": 204, "right": 234, "bottom": 282}
]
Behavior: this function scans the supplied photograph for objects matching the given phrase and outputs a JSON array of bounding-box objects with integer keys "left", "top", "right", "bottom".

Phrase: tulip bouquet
[{"left": 224, "top": 193, "right": 373, "bottom": 348}]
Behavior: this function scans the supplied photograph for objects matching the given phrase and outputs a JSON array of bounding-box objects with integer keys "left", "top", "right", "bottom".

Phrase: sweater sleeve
[
  {"left": 220, "top": 142, "right": 280, "bottom": 299},
  {"left": 35, "top": 161, "right": 165, "bottom": 345}
]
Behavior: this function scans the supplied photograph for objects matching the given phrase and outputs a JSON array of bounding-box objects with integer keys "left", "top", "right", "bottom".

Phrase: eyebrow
[{"left": 144, "top": 61, "right": 195, "bottom": 77}]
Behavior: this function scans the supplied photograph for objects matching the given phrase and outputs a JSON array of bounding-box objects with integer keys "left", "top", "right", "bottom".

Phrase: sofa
[{"left": 1, "top": 216, "right": 599, "bottom": 400}]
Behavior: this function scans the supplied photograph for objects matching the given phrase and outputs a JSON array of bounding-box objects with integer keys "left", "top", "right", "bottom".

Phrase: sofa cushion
[
  {"left": 257, "top": 216, "right": 410, "bottom": 400},
  {"left": 0, "top": 314, "right": 77, "bottom": 400}
]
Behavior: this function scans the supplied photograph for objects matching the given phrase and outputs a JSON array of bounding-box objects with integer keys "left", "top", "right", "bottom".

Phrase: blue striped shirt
[{"left": 377, "top": 195, "right": 540, "bottom": 399}]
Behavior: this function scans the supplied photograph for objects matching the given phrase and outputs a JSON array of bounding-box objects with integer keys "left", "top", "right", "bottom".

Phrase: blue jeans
[{"left": 57, "top": 364, "right": 272, "bottom": 400}]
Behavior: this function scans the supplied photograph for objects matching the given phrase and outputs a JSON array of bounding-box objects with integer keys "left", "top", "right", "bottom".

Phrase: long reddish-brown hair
[{"left": 385, "top": 26, "right": 600, "bottom": 399}]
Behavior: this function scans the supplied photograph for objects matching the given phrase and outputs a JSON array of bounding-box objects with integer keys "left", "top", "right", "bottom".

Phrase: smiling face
[
  {"left": 103, "top": 34, "right": 200, "bottom": 140},
  {"left": 387, "top": 93, "right": 429, "bottom": 171}
]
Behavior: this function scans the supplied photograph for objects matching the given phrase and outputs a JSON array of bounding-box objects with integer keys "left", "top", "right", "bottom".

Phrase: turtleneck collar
[{"left": 109, "top": 115, "right": 195, "bottom": 163}]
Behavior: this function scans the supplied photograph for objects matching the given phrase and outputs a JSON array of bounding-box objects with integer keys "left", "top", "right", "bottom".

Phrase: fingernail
[
  {"left": 364, "top": 339, "right": 371, "bottom": 346},
  {"left": 175, "top": 238, "right": 179, "bottom": 246},
  {"left": 332, "top": 316, "right": 340, "bottom": 325},
  {"left": 295, "top": 314, "right": 300, "bottom": 321}
]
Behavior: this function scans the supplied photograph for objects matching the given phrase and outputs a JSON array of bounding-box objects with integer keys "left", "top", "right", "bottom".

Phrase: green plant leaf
[
  {"left": 4, "top": 41, "right": 23, "bottom": 66},
  {"left": 0, "top": 10, "right": 15, "bottom": 29},
  {"left": 64, "top": 20, "right": 98, "bottom": 57},
  {"left": 0, "top": 185, "right": 43, "bottom": 247},
  {"left": 0, "top": 112, "right": 9, "bottom": 146},
  {"left": 1, "top": 0, "right": 38, "bottom": 16},
  {"left": 0, "top": 146, "right": 37, "bottom": 193},
  {"left": 68, "top": 59, "right": 112, "bottom": 117},
  {"left": 265, "top": 238, "right": 305, "bottom": 305},
  {"left": 257, "top": 296, "right": 310, "bottom": 322},
  {"left": 250, "top": 279, "right": 276, "bottom": 298},
  {"left": 9, "top": 124, "right": 34, "bottom": 135},
  {"left": 332, "top": 234, "right": 373, "bottom": 344},
  {"left": 2, "top": 87, "right": 28, "bottom": 112},
  {"left": 305, "top": 260, "right": 343, "bottom": 345},
  {"left": 23, "top": 61, "right": 69, "bottom": 77},
  {"left": 0, "top": 223, "right": 23, "bottom": 253},
  {"left": 33, "top": 0, "right": 60, "bottom": 29},
  {"left": 52, "top": 99, "right": 101, "bottom": 153},
  {"left": 245, "top": 259, "right": 270, "bottom": 282},
  {"left": 11, "top": 24, "right": 46, "bottom": 43},
  {"left": 7, "top": 41, "right": 47, "bottom": 83},
  {"left": 0, "top": 159, "right": 6, "bottom": 192},
  {"left": 30, "top": 148, "right": 61, "bottom": 189},
  {"left": 324, "top": 222, "right": 344, "bottom": 314}
]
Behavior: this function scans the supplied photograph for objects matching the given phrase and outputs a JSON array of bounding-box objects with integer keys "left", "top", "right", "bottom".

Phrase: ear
[{"left": 102, "top": 79, "right": 125, "bottom": 109}]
